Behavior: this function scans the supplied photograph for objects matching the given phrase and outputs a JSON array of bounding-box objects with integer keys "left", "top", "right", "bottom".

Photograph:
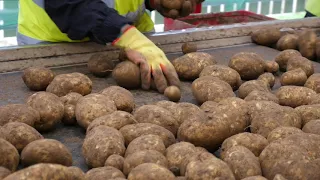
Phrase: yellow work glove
[{"left": 112, "top": 26, "right": 180, "bottom": 93}]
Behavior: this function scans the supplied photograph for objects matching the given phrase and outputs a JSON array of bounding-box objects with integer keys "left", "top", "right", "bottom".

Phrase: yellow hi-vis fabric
[
  {"left": 18, "top": 0, "right": 154, "bottom": 44},
  {"left": 306, "top": 0, "right": 320, "bottom": 17}
]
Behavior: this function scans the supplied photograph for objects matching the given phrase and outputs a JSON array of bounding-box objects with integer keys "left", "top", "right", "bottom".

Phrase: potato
[
  {"left": 259, "top": 133, "right": 320, "bottom": 180},
  {"left": 100, "top": 86, "right": 135, "bottom": 112},
  {"left": 0, "top": 167, "right": 10, "bottom": 179},
  {"left": 273, "top": 174, "right": 288, "bottom": 180},
  {"left": 46, "top": 72, "right": 92, "bottom": 97},
  {"left": 275, "top": 86, "right": 316, "bottom": 108},
  {"left": 309, "top": 94, "right": 320, "bottom": 104},
  {"left": 172, "top": 52, "right": 216, "bottom": 80},
  {"left": 280, "top": 68, "right": 307, "bottom": 86},
  {"left": 75, "top": 93, "right": 117, "bottom": 129},
  {"left": 178, "top": 97, "right": 249, "bottom": 151},
  {"left": 112, "top": 61, "right": 141, "bottom": 89},
  {"left": 161, "top": 0, "right": 182, "bottom": 9},
  {"left": 175, "top": 177, "right": 186, "bottom": 180},
  {"left": 304, "top": 73, "right": 320, "bottom": 93},
  {"left": 181, "top": 42, "right": 197, "bottom": 54},
  {"left": 165, "top": 142, "right": 196, "bottom": 176},
  {"left": 104, "top": 155, "right": 124, "bottom": 171},
  {"left": 21, "top": 139, "right": 72, "bottom": 167},
  {"left": 316, "top": 40, "right": 320, "bottom": 61},
  {"left": 244, "top": 90, "right": 279, "bottom": 104},
  {"left": 184, "top": 152, "right": 235, "bottom": 180},
  {"left": 274, "top": 49, "right": 301, "bottom": 71},
  {"left": 178, "top": 102, "right": 204, "bottom": 125},
  {"left": 87, "top": 53, "right": 115, "bottom": 77},
  {"left": 3, "top": 163, "right": 84, "bottom": 180},
  {"left": 241, "top": 176, "right": 267, "bottom": 180},
  {"left": 87, "top": 111, "right": 136, "bottom": 132},
  {"left": 123, "top": 150, "right": 168, "bottom": 175},
  {"left": 119, "top": 123, "right": 176, "bottom": 147},
  {"left": 257, "top": 72, "right": 275, "bottom": 88},
  {"left": 164, "top": 86, "right": 181, "bottom": 102},
  {"left": 133, "top": 105, "right": 178, "bottom": 135},
  {"left": 192, "top": 76, "right": 235, "bottom": 104},
  {"left": 276, "top": 34, "right": 298, "bottom": 50},
  {"left": 220, "top": 132, "right": 268, "bottom": 157},
  {"left": 251, "top": 28, "right": 281, "bottom": 46},
  {"left": 60, "top": 92, "right": 82, "bottom": 105},
  {"left": 221, "top": 146, "right": 262, "bottom": 180},
  {"left": 125, "top": 134, "right": 166, "bottom": 157},
  {"left": 26, "top": 92, "right": 64, "bottom": 131},
  {"left": 199, "top": 65, "right": 242, "bottom": 90},
  {"left": 264, "top": 61, "right": 279, "bottom": 73},
  {"left": 127, "top": 163, "right": 175, "bottom": 180},
  {"left": 22, "top": 67, "right": 54, "bottom": 91},
  {"left": 238, "top": 80, "right": 270, "bottom": 99},
  {"left": 0, "top": 104, "right": 40, "bottom": 127},
  {"left": 267, "top": 126, "right": 304, "bottom": 143},
  {"left": 85, "top": 166, "right": 125, "bottom": 180},
  {"left": 67, "top": 166, "right": 85, "bottom": 180},
  {"left": 302, "top": 119, "right": 320, "bottom": 135},
  {"left": 1, "top": 122, "right": 43, "bottom": 152},
  {"left": 298, "top": 29, "right": 317, "bottom": 60},
  {"left": 82, "top": 126, "right": 125, "bottom": 168},
  {"left": 229, "top": 52, "right": 265, "bottom": 80},
  {"left": 287, "top": 56, "right": 314, "bottom": 77},
  {"left": 0, "top": 139, "right": 19, "bottom": 172},
  {"left": 62, "top": 104, "right": 76, "bottom": 125},
  {"left": 180, "top": 151, "right": 215, "bottom": 176}
]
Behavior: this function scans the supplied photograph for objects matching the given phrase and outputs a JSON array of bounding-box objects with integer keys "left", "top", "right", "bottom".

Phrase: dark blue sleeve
[{"left": 45, "top": 0, "right": 133, "bottom": 44}]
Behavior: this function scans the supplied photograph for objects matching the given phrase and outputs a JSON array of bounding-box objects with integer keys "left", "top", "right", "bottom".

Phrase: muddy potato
[
  {"left": 46, "top": 72, "right": 92, "bottom": 97},
  {"left": 172, "top": 52, "right": 216, "bottom": 80},
  {"left": 251, "top": 28, "right": 281, "bottom": 46},
  {"left": 298, "top": 29, "right": 317, "bottom": 60},
  {"left": 275, "top": 86, "right": 316, "bottom": 108},
  {"left": 83, "top": 126, "right": 125, "bottom": 168},
  {"left": 221, "top": 132, "right": 268, "bottom": 157},
  {"left": 0, "top": 167, "right": 10, "bottom": 179},
  {"left": 221, "top": 146, "right": 262, "bottom": 180},
  {"left": 264, "top": 61, "right": 279, "bottom": 73},
  {"left": 304, "top": 73, "right": 320, "bottom": 93},
  {"left": 133, "top": 105, "right": 179, "bottom": 135},
  {"left": 75, "top": 93, "right": 117, "bottom": 129},
  {"left": 62, "top": 104, "right": 76, "bottom": 125},
  {"left": 178, "top": 102, "right": 204, "bottom": 125},
  {"left": 267, "top": 126, "right": 304, "bottom": 143},
  {"left": 0, "top": 139, "right": 19, "bottom": 172},
  {"left": 238, "top": 80, "right": 270, "bottom": 99},
  {"left": 181, "top": 42, "right": 197, "bottom": 54},
  {"left": 164, "top": 86, "right": 181, "bottom": 102},
  {"left": 67, "top": 166, "right": 85, "bottom": 180},
  {"left": 244, "top": 90, "right": 279, "bottom": 104},
  {"left": 199, "top": 65, "right": 242, "bottom": 90},
  {"left": 87, "top": 111, "right": 136, "bottom": 132},
  {"left": 22, "top": 67, "right": 54, "bottom": 91},
  {"left": 175, "top": 177, "right": 186, "bottom": 180},
  {"left": 165, "top": 142, "right": 196, "bottom": 176},
  {"left": 21, "top": 139, "right": 72, "bottom": 167},
  {"left": 119, "top": 123, "right": 175, "bottom": 147},
  {"left": 192, "top": 76, "right": 235, "bottom": 104},
  {"left": 302, "top": 119, "right": 320, "bottom": 135},
  {"left": 280, "top": 68, "right": 307, "bottom": 86},
  {"left": 100, "top": 86, "right": 135, "bottom": 112},
  {"left": 104, "top": 155, "right": 124, "bottom": 171},
  {"left": 274, "top": 49, "right": 301, "bottom": 71},
  {"left": 161, "top": 0, "right": 182, "bottom": 9},
  {"left": 85, "top": 166, "right": 125, "bottom": 180},
  {"left": 287, "top": 56, "right": 314, "bottom": 77},
  {"left": 257, "top": 72, "right": 275, "bottom": 88},
  {"left": 309, "top": 94, "right": 320, "bottom": 104},
  {"left": 273, "top": 174, "right": 288, "bottom": 180},
  {"left": 296, "top": 104, "right": 320, "bottom": 125},
  {"left": 179, "top": 151, "right": 215, "bottom": 176},
  {"left": 112, "top": 61, "right": 141, "bottom": 89},
  {"left": 87, "top": 53, "right": 115, "bottom": 77},
  {"left": 276, "top": 34, "right": 298, "bottom": 50},
  {"left": 127, "top": 163, "right": 175, "bottom": 180},
  {"left": 229, "top": 52, "right": 265, "bottom": 80},
  {"left": 125, "top": 134, "right": 166, "bottom": 157},
  {"left": 0, "top": 104, "right": 40, "bottom": 127},
  {"left": 242, "top": 176, "right": 268, "bottom": 180},
  {"left": 60, "top": 92, "right": 82, "bottom": 105},
  {"left": 1, "top": 122, "right": 43, "bottom": 152},
  {"left": 26, "top": 92, "right": 64, "bottom": 131},
  {"left": 154, "top": 101, "right": 183, "bottom": 125}
]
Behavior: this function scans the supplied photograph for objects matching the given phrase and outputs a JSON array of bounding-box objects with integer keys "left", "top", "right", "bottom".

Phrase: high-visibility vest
[
  {"left": 306, "top": 0, "right": 320, "bottom": 17},
  {"left": 17, "top": 0, "right": 155, "bottom": 45}
]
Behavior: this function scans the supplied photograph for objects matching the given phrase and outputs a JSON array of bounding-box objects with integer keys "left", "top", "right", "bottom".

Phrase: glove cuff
[{"left": 112, "top": 25, "right": 136, "bottom": 46}]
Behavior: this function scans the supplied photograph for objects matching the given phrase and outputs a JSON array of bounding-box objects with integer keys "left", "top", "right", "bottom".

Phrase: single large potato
[
  {"left": 100, "top": 86, "right": 135, "bottom": 112},
  {"left": 46, "top": 72, "right": 92, "bottom": 97},
  {"left": 21, "top": 139, "right": 72, "bottom": 167},
  {"left": 125, "top": 134, "right": 166, "bottom": 157},
  {"left": 267, "top": 126, "right": 304, "bottom": 143},
  {"left": 26, "top": 92, "right": 64, "bottom": 131},
  {"left": 85, "top": 166, "right": 125, "bottom": 180},
  {"left": 251, "top": 28, "right": 281, "bottom": 46},
  {"left": 22, "top": 67, "right": 54, "bottom": 91},
  {"left": 199, "top": 65, "right": 242, "bottom": 90},
  {"left": 304, "top": 73, "right": 320, "bottom": 93},
  {"left": 127, "top": 163, "right": 175, "bottom": 180},
  {"left": 238, "top": 80, "right": 270, "bottom": 99},
  {"left": 287, "top": 56, "right": 314, "bottom": 77},
  {"left": 1, "top": 122, "right": 43, "bottom": 152},
  {"left": 112, "top": 61, "right": 141, "bottom": 89},
  {"left": 276, "top": 34, "right": 298, "bottom": 51},
  {"left": 298, "top": 29, "right": 317, "bottom": 60},
  {"left": 0, "top": 138, "right": 19, "bottom": 172},
  {"left": 302, "top": 119, "right": 320, "bottom": 135},
  {"left": 280, "top": 68, "right": 307, "bottom": 86},
  {"left": 0, "top": 104, "right": 40, "bottom": 127},
  {"left": 275, "top": 86, "right": 316, "bottom": 108},
  {"left": 172, "top": 52, "right": 216, "bottom": 80},
  {"left": 244, "top": 90, "right": 279, "bottom": 104},
  {"left": 274, "top": 49, "right": 301, "bottom": 71},
  {"left": 295, "top": 104, "right": 320, "bottom": 126},
  {"left": 75, "top": 93, "right": 117, "bottom": 129},
  {"left": 229, "top": 52, "right": 265, "bottom": 80},
  {"left": 87, "top": 53, "right": 115, "bottom": 77}
]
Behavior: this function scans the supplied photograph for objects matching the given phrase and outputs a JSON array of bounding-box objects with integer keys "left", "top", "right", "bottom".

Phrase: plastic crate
[{"left": 164, "top": 10, "right": 275, "bottom": 31}]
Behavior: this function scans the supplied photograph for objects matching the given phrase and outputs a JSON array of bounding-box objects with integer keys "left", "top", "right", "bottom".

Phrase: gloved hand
[{"left": 112, "top": 25, "right": 181, "bottom": 93}]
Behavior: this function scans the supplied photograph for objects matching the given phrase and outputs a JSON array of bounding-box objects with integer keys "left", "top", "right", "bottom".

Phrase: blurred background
[{"left": 0, "top": 0, "right": 308, "bottom": 47}]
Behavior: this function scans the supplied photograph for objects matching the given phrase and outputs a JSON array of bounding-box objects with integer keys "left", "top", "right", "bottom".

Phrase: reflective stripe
[
  {"left": 33, "top": 0, "right": 44, "bottom": 7},
  {"left": 17, "top": 32, "right": 46, "bottom": 45}
]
